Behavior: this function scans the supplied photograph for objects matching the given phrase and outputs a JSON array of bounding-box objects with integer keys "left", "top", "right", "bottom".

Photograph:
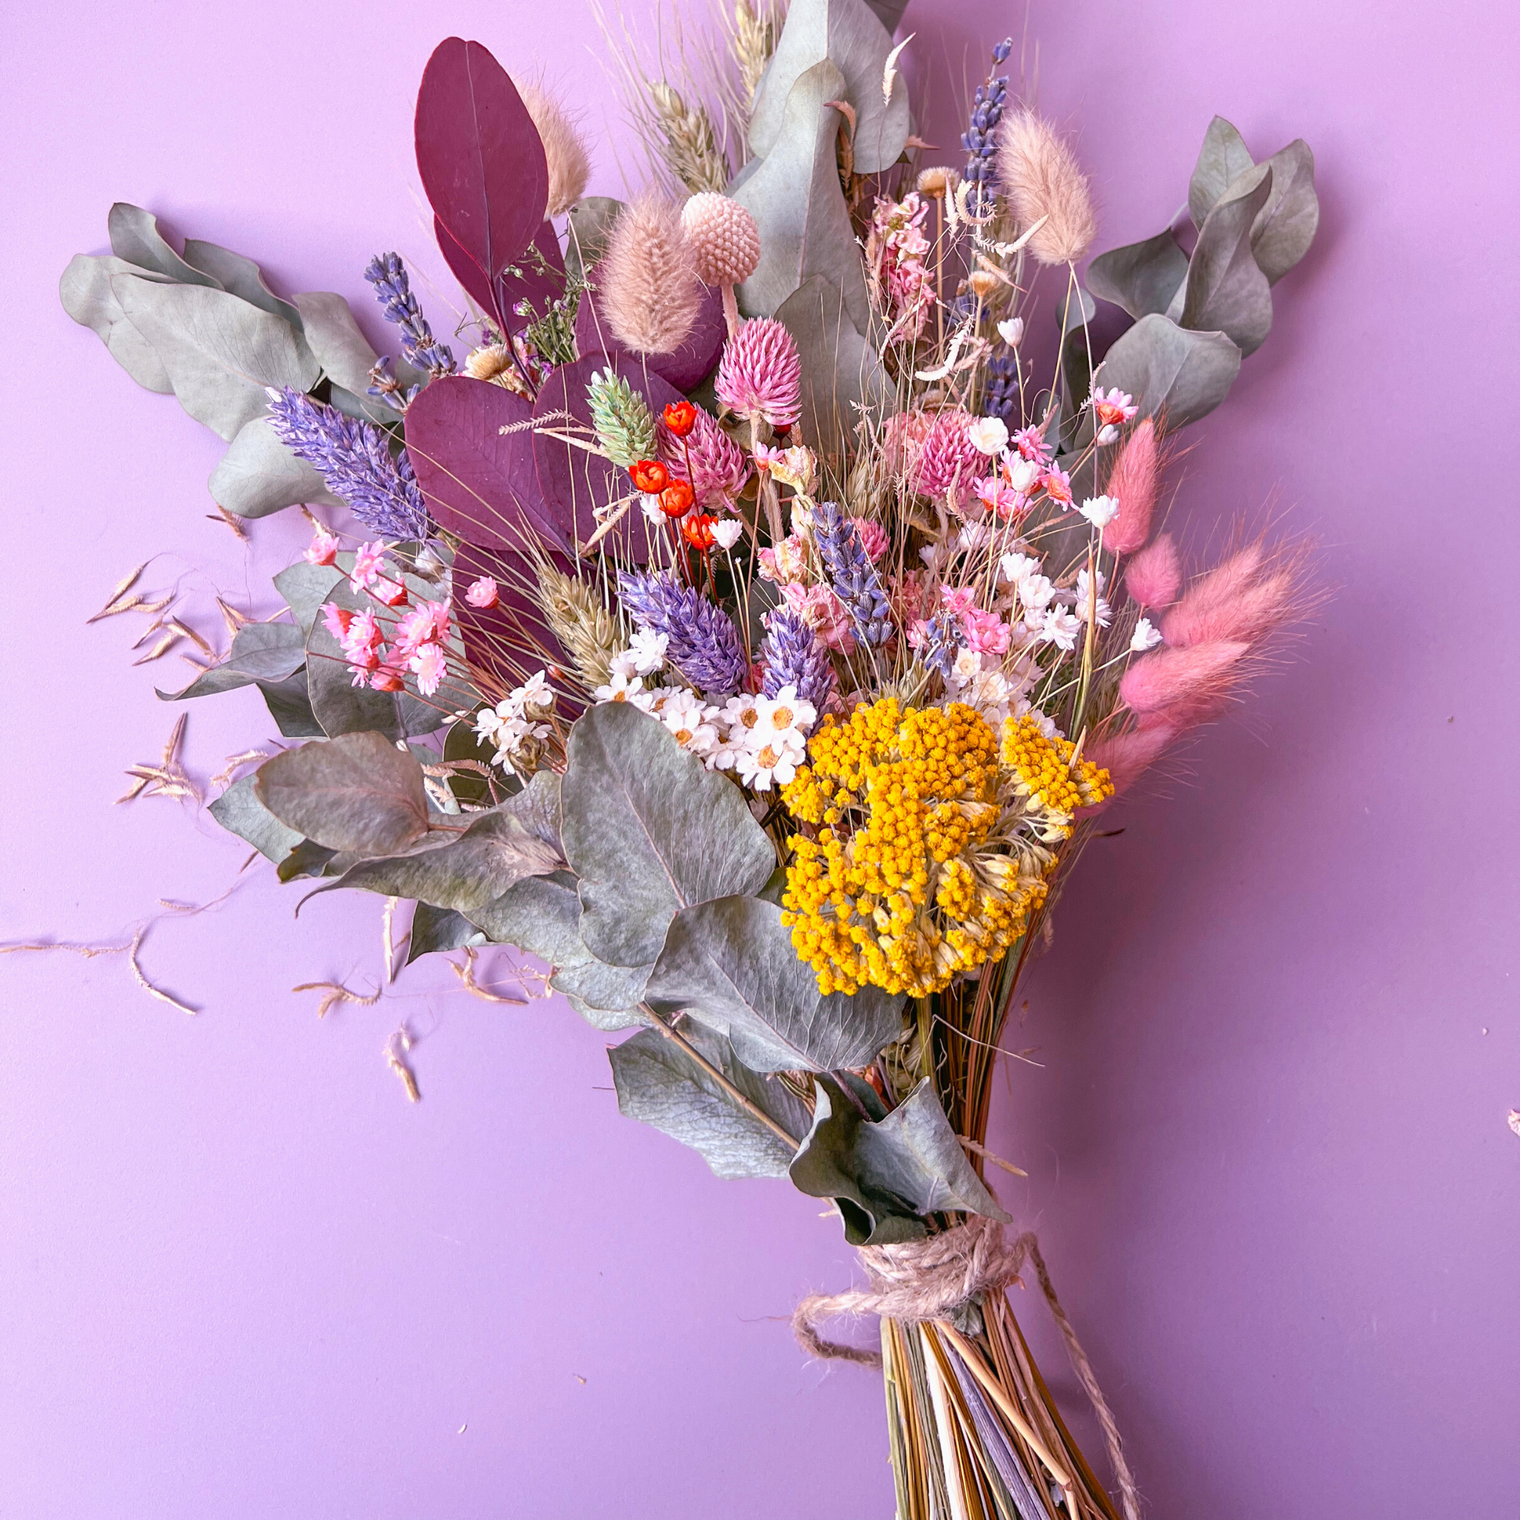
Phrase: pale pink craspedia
[
  {"left": 681, "top": 193, "right": 761, "bottom": 286},
  {"left": 715, "top": 318, "right": 802, "bottom": 429},
  {"left": 658, "top": 404, "right": 752, "bottom": 509},
  {"left": 912, "top": 409, "right": 984, "bottom": 507}
]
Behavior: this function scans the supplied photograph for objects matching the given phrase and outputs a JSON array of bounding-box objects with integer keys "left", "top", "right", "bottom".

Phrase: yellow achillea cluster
[{"left": 779, "top": 699, "right": 1113, "bottom": 997}]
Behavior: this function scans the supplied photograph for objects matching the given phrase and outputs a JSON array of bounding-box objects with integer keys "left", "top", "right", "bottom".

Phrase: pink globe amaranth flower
[
  {"left": 782, "top": 582, "right": 855, "bottom": 652},
  {"left": 349, "top": 540, "right": 390, "bottom": 593},
  {"left": 320, "top": 603, "right": 354, "bottom": 642},
  {"left": 883, "top": 408, "right": 935, "bottom": 473},
  {"left": 1103, "top": 417, "right": 1159, "bottom": 555},
  {"left": 409, "top": 642, "right": 448, "bottom": 697},
  {"left": 912, "top": 410, "right": 982, "bottom": 507},
  {"left": 305, "top": 529, "right": 339, "bottom": 567},
  {"left": 962, "top": 608, "right": 1010, "bottom": 655},
  {"left": 715, "top": 318, "right": 802, "bottom": 428},
  {"left": 1119, "top": 641, "right": 1248, "bottom": 724},
  {"left": 465, "top": 576, "right": 499, "bottom": 610},
  {"left": 850, "top": 517, "right": 890, "bottom": 562},
  {"left": 1124, "top": 533, "right": 1181, "bottom": 608},
  {"left": 658, "top": 405, "right": 751, "bottom": 508}
]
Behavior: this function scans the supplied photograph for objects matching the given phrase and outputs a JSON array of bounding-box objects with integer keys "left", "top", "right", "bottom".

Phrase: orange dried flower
[
  {"left": 629, "top": 459, "right": 670, "bottom": 494},
  {"left": 662, "top": 400, "right": 698, "bottom": 437},
  {"left": 660, "top": 479, "right": 696, "bottom": 518},
  {"left": 681, "top": 511, "right": 717, "bottom": 549}
]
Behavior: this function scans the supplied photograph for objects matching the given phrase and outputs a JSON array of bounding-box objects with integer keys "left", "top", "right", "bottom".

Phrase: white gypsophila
[
  {"left": 1131, "top": 616, "right": 1163, "bottom": 651},
  {"left": 592, "top": 671, "right": 645, "bottom": 704},
  {"left": 627, "top": 627, "right": 669, "bottom": 675},
  {"left": 1040, "top": 605, "right": 1082, "bottom": 651},
  {"left": 711, "top": 518, "right": 743, "bottom": 550},
  {"left": 1001, "top": 454, "right": 1040, "bottom": 494},
  {"left": 967, "top": 416, "right": 1009, "bottom": 455},
  {"left": 1078, "top": 494, "right": 1120, "bottom": 530},
  {"left": 659, "top": 690, "right": 721, "bottom": 757},
  {"left": 997, "top": 316, "right": 1024, "bottom": 347}
]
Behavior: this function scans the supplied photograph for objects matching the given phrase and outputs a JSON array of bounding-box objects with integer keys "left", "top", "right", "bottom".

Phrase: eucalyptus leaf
[
  {"left": 59, "top": 255, "right": 174, "bottom": 393},
  {"left": 560, "top": 702, "right": 776, "bottom": 968},
  {"left": 1093, "top": 313, "right": 1242, "bottom": 430},
  {"left": 1188, "top": 116, "right": 1255, "bottom": 230},
  {"left": 256, "top": 670, "right": 324, "bottom": 738},
  {"left": 565, "top": 197, "right": 624, "bottom": 283},
  {"left": 441, "top": 718, "right": 505, "bottom": 808},
  {"left": 107, "top": 203, "right": 222, "bottom": 288},
  {"left": 255, "top": 731, "right": 430, "bottom": 856},
  {"left": 1179, "top": 162, "right": 1274, "bottom": 356},
  {"left": 609, "top": 1024, "right": 810, "bottom": 1180},
  {"left": 289, "top": 291, "right": 383, "bottom": 395},
  {"left": 551, "top": 957, "right": 652, "bottom": 1029},
  {"left": 406, "top": 902, "right": 486, "bottom": 963},
  {"left": 747, "top": 0, "right": 909, "bottom": 175},
  {"left": 733, "top": 59, "right": 870, "bottom": 329},
  {"left": 1086, "top": 230, "right": 1190, "bottom": 320},
  {"left": 273, "top": 562, "right": 343, "bottom": 635},
  {"left": 1250, "top": 139, "right": 1319, "bottom": 283},
  {"left": 207, "top": 774, "right": 302, "bottom": 863},
  {"left": 645, "top": 895, "right": 905, "bottom": 1073},
  {"left": 110, "top": 276, "right": 320, "bottom": 440},
  {"left": 181, "top": 239, "right": 304, "bottom": 329},
  {"left": 277, "top": 839, "right": 340, "bottom": 882},
  {"left": 773, "top": 275, "right": 890, "bottom": 468},
  {"left": 789, "top": 1079, "right": 1010, "bottom": 1247},
  {"left": 209, "top": 415, "right": 338, "bottom": 518},
  {"left": 158, "top": 621, "right": 306, "bottom": 700}
]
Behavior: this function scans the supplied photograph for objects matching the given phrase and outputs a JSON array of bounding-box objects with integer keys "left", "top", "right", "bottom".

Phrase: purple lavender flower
[
  {"left": 760, "top": 608, "right": 835, "bottom": 710},
  {"left": 265, "top": 387, "right": 428, "bottom": 541},
  {"left": 812, "top": 500, "right": 892, "bottom": 648},
  {"left": 363, "top": 252, "right": 456, "bottom": 378},
  {"left": 961, "top": 39, "right": 1013, "bottom": 210},
  {"left": 617, "top": 570, "right": 748, "bottom": 697},
  {"left": 983, "top": 351, "right": 1020, "bottom": 427},
  {"left": 921, "top": 609, "right": 967, "bottom": 680}
]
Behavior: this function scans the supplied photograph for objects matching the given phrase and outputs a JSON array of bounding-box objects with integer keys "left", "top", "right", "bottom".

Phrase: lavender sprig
[
  {"left": 363, "top": 252, "right": 456, "bottom": 377},
  {"left": 921, "top": 610, "right": 967, "bottom": 680},
  {"left": 983, "top": 351, "right": 1020, "bottom": 427},
  {"left": 760, "top": 608, "right": 836, "bottom": 710},
  {"left": 265, "top": 387, "right": 428, "bottom": 541},
  {"left": 813, "top": 501, "right": 893, "bottom": 648},
  {"left": 618, "top": 570, "right": 748, "bottom": 697},
  {"left": 961, "top": 39, "right": 1013, "bottom": 211}
]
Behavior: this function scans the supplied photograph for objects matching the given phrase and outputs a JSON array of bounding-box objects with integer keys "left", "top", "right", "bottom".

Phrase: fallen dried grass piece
[
  {"left": 210, "top": 749, "right": 269, "bottom": 789},
  {"left": 386, "top": 1029, "right": 422, "bottom": 1102},
  {"left": 208, "top": 504, "right": 247, "bottom": 538},
  {"left": 293, "top": 980, "right": 381, "bottom": 1018},
  {"left": 88, "top": 562, "right": 149, "bottom": 622},
  {"left": 129, "top": 926, "right": 197, "bottom": 1015},
  {"left": 452, "top": 946, "right": 529, "bottom": 1005}
]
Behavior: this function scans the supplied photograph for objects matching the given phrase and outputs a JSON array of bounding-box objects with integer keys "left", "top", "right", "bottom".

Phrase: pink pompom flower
[
  {"left": 715, "top": 318, "right": 802, "bottom": 428},
  {"left": 1011, "top": 424, "right": 1053, "bottom": 465},
  {"left": 659, "top": 404, "right": 752, "bottom": 508},
  {"left": 851, "top": 517, "right": 890, "bottom": 561},
  {"left": 371, "top": 576, "right": 408, "bottom": 608},
  {"left": 912, "top": 410, "right": 983, "bottom": 507},
  {"left": 465, "top": 576, "right": 499, "bottom": 610}
]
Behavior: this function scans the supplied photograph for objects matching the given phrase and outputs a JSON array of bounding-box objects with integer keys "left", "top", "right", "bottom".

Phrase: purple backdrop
[{"left": 5, "top": 1, "right": 1518, "bottom": 1515}]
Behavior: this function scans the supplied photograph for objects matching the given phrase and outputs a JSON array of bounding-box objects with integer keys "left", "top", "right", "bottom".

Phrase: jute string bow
[{"left": 793, "top": 1217, "right": 1141, "bottom": 1520}]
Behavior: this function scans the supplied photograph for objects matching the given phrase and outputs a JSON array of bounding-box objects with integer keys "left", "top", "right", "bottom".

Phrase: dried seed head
[
  {"left": 967, "top": 269, "right": 1000, "bottom": 299},
  {"left": 600, "top": 194, "right": 703, "bottom": 356},
  {"left": 681, "top": 192, "right": 762, "bottom": 287},
  {"left": 917, "top": 166, "right": 952, "bottom": 198},
  {"left": 995, "top": 111, "right": 1097, "bottom": 265},
  {"left": 465, "top": 344, "right": 516, "bottom": 384}
]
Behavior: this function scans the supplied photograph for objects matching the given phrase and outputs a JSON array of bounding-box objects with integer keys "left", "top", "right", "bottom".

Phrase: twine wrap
[{"left": 793, "top": 1217, "right": 1141, "bottom": 1520}]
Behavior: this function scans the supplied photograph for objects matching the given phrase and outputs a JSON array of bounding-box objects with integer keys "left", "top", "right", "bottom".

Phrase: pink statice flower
[
  {"left": 1088, "top": 386, "right": 1139, "bottom": 430},
  {"left": 1011, "top": 424, "right": 1053, "bottom": 465},
  {"left": 1041, "top": 466, "right": 1074, "bottom": 511},
  {"left": 962, "top": 608, "right": 1011, "bottom": 655},
  {"left": 409, "top": 642, "right": 448, "bottom": 697},
  {"left": 320, "top": 603, "right": 354, "bottom": 641},
  {"left": 850, "top": 517, "right": 890, "bottom": 561},
  {"left": 349, "top": 541, "right": 390, "bottom": 594},
  {"left": 305, "top": 529, "right": 339, "bottom": 567},
  {"left": 782, "top": 582, "right": 855, "bottom": 652},
  {"left": 465, "top": 576, "right": 499, "bottom": 610}
]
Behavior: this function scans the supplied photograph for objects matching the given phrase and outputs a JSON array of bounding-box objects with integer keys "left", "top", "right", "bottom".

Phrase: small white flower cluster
[
  {"left": 608, "top": 628, "right": 669, "bottom": 682},
  {"left": 997, "top": 551, "right": 1114, "bottom": 653},
  {"left": 592, "top": 673, "right": 817, "bottom": 791},
  {"left": 945, "top": 646, "right": 1039, "bottom": 732},
  {"left": 474, "top": 670, "right": 556, "bottom": 774}
]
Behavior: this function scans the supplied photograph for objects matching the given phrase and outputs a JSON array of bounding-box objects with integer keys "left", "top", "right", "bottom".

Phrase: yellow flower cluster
[{"left": 779, "top": 699, "right": 1113, "bottom": 998}]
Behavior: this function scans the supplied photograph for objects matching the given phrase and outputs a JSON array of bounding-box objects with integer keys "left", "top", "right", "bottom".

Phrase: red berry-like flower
[
  {"left": 659, "top": 479, "right": 696, "bottom": 518},
  {"left": 629, "top": 458, "right": 670, "bottom": 494},
  {"left": 681, "top": 512, "right": 717, "bottom": 551},
  {"left": 661, "top": 400, "right": 698, "bottom": 438}
]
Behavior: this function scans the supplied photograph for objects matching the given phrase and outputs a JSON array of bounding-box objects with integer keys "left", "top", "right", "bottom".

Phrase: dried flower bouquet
[{"left": 61, "top": 1, "right": 1319, "bottom": 1513}]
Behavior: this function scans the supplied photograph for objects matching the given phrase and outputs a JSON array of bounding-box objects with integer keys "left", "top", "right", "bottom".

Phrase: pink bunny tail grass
[
  {"left": 600, "top": 194, "right": 702, "bottom": 356},
  {"left": 1162, "top": 536, "right": 1314, "bottom": 649},
  {"left": 716, "top": 317, "right": 802, "bottom": 428},
  {"left": 995, "top": 110, "right": 1098, "bottom": 266},
  {"left": 1104, "top": 418, "right": 1160, "bottom": 555},
  {"left": 520, "top": 82, "right": 591, "bottom": 218},
  {"left": 1124, "top": 532, "right": 1181, "bottom": 609},
  {"left": 1088, "top": 721, "right": 1181, "bottom": 796},
  {"left": 1119, "top": 641, "right": 1249, "bottom": 721}
]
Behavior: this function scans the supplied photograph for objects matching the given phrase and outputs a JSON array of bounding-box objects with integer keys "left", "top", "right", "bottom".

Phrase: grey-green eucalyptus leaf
[
  {"left": 110, "top": 276, "right": 320, "bottom": 440},
  {"left": 1188, "top": 116, "right": 1255, "bottom": 230},
  {"left": 645, "top": 895, "right": 905, "bottom": 1073},
  {"left": 273, "top": 562, "right": 344, "bottom": 635},
  {"left": 1094, "top": 313, "right": 1242, "bottom": 430},
  {"left": 181, "top": 239, "right": 304, "bottom": 329},
  {"left": 733, "top": 59, "right": 870, "bottom": 329},
  {"left": 209, "top": 415, "right": 339, "bottom": 518},
  {"left": 565, "top": 197, "right": 624, "bottom": 284},
  {"left": 255, "top": 731, "right": 430, "bottom": 856},
  {"left": 158, "top": 621, "right": 306, "bottom": 700},
  {"left": 406, "top": 902, "right": 486, "bottom": 963},
  {"left": 1249, "top": 139, "right": 1319, "bottom": 283},
  {"left": 289, "top": 291, "right": 382, "bottom": 395},
  {"left": 747, "top": 0, "right": 908, "bottom": 176},
  {"left": 609, "top": 1024, "right": 810, "bottom": 1180},
  {"left": 1179, "top": 162, "right": 1274, "bottom": 356},
  {"left": 789, "top": 1079, "right": 1010, "bottom": 1246},
  {"left": 561, "top": 702, "right": 776, "bottom": 968},
  {"left": 59, "top": 255, "right": 175, "bottom": 393},
  {"left": 1086, "top": 230, "right": 1190, "bottom": 320},
  {"left": 107, "top": 203, "right": 222, "bottom": 288},
  {"left": 207, "top": 774, "right": 302, "bottom": 863},
  {"left": 256, "top": 670, "right": 324, "bottom": 738}
]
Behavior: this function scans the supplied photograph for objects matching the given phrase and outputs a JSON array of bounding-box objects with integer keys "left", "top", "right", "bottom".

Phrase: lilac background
[{"left": 4, "top": 0, "right": 1518, "bottom": 1515}]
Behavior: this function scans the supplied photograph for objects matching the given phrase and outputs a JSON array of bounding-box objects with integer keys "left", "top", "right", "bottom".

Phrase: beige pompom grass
[{"left": 995, "top": 110, "right": 1098, "bottom": 266}]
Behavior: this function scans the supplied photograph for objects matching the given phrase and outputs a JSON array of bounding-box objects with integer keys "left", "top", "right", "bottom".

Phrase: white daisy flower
[
  {"left": 660, "top": 690, "right": 720, "bottom": 757},
  {"left": 967, "top": 416, "right": 1009, "bottom": 455},
  {"left": 593, "top": 672, "right": 645, "bottom": 704},
  {"left": 1039, "top": 605, "right": 1082, "bottom": 651},
  {"left": 627, "top": 628, "right": 669, "bottom": 675},
  {"left": 1130, "top": 616, "right": 1163, "bottom": 652},
  {"left": 1078, "top": 494, "right": 1120, "bottom": 531},
  {"left": 711, "top": 518, "right": 743, "bottom": 550}
]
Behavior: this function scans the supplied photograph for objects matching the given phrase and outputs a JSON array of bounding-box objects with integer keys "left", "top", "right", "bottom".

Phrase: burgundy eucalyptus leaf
[
  {"left": 452, "top": 538, "right": 575, "bottom": 699},
  {"left": 415, "top": 38, "right": 548, "bottom": 327},
  {"left": 573, "top": 267, "right": 726, "bottom": 392},
  {"left": 434, "top": 214, "right": 500, "bottom": 328},
  {"left": 532, "top": 354, "right": 684, "bottom": 562},
  {"left": 404, "top": 375, "right": 570, "bottom": 556}
]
